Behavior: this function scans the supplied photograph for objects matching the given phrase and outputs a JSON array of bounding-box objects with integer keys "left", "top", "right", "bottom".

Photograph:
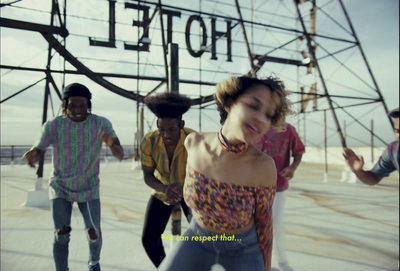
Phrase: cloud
[{"left": 1, "top": 0, "right": 398, "bottom": 147}]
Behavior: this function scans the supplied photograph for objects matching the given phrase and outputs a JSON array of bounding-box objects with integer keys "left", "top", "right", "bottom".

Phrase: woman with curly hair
[{"left": 159, "top": 75, "right": 292, "bottom": 271}]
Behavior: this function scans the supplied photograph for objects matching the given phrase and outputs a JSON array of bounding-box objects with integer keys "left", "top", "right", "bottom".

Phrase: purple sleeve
[
  {"left": 33, "top": 121, "right": 53, "bottom": 150},
  {"left": 102, "top": 117, "right": 117, "bottom": 138}
]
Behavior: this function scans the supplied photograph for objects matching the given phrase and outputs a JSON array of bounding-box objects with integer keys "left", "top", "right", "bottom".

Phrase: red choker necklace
[{"left": 217, "top": 130, "right": 248, "bottom": 154}]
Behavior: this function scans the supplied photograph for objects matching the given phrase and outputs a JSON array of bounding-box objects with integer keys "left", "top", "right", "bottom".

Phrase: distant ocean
[
  {"left": 0, "top": 145, "right": 139, "bottom": 165},
  {"left": 1, "top": 145, "right": 386, "bottom": 168}
]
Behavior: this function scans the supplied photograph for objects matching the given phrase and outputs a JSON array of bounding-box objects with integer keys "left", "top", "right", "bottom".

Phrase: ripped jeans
[{"left": 52, "top": 198, "right": 102, "bottom": 271}]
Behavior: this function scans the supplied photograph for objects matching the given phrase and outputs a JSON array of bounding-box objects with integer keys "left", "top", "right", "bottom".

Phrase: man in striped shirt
[
  {"left": 343, "top": 108, "right": 399, "bottom": 184},
  {"left": 140, "top": 92, "right": 194, "bottom": 267},
  {"left": 23, "top": 83, "right": 124, "bottom": 271}
]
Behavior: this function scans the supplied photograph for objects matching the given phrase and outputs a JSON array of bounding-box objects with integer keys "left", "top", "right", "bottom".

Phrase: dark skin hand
[
  {"left": 342, "top": 148, "right": 382, "bottom": 185},
  {"left": 98, "top": 131, "right": 124, "bottom": 160},
  {"left": 142, "top": 165, "right": 182, "bottom": 204},
  {"left": 280, "top": 153, "right": 303, "bottom": 180},
  {"left": 23, "top": 149, "right": 44, "bottom": 168}
]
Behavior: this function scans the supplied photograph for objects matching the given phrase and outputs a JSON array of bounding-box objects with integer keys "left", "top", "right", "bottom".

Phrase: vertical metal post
[
  {"left": 295, "top": 2, "right": 347, "bottom": 148},
  {"left": 170, "top": 203, "right": 182, "bottom": 249},
  {"left": 171, "top": 204, "right": 181, "bottom": 235},
  {"left": 324, "top": 110, "right": 328, "bottom": 183},
  {"left": 198, "top": 0, "right": 203, "bottom": 132},
  {"left": 343, "top": 120, "right": 346, "bottom": 142},
  {"left": 37, "top": 81, "right": 50, "bottom": 179},
  {"left": 370, "top": 119, "right": 374, "bottom": 163},
  {"left": 37, "top": 0, "right": 60, "bottom": 179},
  {"left": 62, "top": 0, "right": 67, "bottom": 88},
  {"left": 135, "top": 1, "right": 141, "bottom": 163},
  {"left": 139, "top": 107, "right": 144, "bottom": 140},
  {"left": 303, "top": 113, "right": 306, "bottom": 148},
  {"left": 133, "top": 107, "right": 144, "bottom": 163},
  {"left": 167, "top": 42, "right": 181, "bottom": 242},
  {"left": 158, "top": 0, "right": 169, "bottom": 90},
  {"left": 10, "top": 145, "right": 14, "bottom": 166},
  {"left": 168, "top": 43, "right": 179, "bottom": 93}
]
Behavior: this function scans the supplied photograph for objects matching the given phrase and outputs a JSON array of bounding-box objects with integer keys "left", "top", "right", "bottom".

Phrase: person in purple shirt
[
  {"left": 255, "top": 122, "right": 305, "bottom": 271},
  {"left": 23, "top": 83, "right": 124, "bottom": 271},
  {"left": 343, "top": 108, "right": 399, "bottom": 185}
]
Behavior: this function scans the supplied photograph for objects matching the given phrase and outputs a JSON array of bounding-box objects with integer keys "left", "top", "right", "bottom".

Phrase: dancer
[
  {"left": 23, "top": 83, "right": 124, "bottom": 271},
  {"left": 159, "top": 75, "right": 292, "bottom": 271},
  {"left": 255, "top": 122, "right": 305, "bottom": 271},
  {"left": 140, "top": 92, "right": 194, "bottom": 267},
  {"left": 343, "top": 108, "right": 399, "bottom": 184}
]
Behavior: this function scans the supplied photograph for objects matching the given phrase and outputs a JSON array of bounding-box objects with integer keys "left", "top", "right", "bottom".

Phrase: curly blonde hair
[{"left": 214, "top": 75, "right": 292, "bottom": 127}]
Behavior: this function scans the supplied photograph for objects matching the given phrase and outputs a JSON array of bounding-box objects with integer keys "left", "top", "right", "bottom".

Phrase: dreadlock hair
[
  {"left": 214, "top": 75, "right": 292, "bottom": 127},
  {"left": 143, "top": 92, "right": 192, "bottom": 122}
]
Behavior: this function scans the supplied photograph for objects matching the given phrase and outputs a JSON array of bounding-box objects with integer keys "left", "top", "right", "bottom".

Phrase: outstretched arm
[
  {"left": 342, "top": 148, "right": 382, "bottom": 185},
  {"left": 22, "top": 148, "right": 45, "bottom": 168},
  {"left": 98, "top": 131, "right": 124, "bottom": 160}
]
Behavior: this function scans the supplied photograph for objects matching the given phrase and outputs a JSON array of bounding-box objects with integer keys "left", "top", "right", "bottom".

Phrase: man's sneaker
[{"left": 88, "top": 262, "right": 101, "bottom": 271}]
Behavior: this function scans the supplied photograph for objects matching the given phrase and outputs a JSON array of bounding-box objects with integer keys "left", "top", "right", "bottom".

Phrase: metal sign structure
[{"left": 0, "top": 0, "right": 394, "bottom": 152}]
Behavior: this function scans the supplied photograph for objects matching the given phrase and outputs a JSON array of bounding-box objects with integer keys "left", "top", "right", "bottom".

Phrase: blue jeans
[
  {"left": 52, "top": 198, "right": 102, "bottom": 271},
  {"left": 158, "top": 219, "right": 265, "bottom": 271}
]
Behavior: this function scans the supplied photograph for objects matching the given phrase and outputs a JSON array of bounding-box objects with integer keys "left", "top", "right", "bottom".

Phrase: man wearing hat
[
  {"left": 343, "top": 108, "right": 399, "bottom": 185},
  {"left": 140, "top": 92, "right": 194, "bottom": 267},
  {"left": 23, "top": 83, "right": 124, "bottom": 271}
]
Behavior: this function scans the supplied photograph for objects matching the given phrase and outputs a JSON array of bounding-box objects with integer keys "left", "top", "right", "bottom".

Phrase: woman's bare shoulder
[
  {"left": 185, "top": 131, "right": 215, "bottom": 149},
  {"left": 247, "top": 145, "right": 277, "bottom": 187}
]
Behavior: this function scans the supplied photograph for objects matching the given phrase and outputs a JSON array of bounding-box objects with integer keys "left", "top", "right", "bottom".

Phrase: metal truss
[{"left": 0, "top": 0, "right": 394, "bottom": 151}]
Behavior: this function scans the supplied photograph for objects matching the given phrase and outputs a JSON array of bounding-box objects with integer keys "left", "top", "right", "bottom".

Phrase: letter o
[{"left": 185, "top": 15, "right": 207, "bottom": 58}]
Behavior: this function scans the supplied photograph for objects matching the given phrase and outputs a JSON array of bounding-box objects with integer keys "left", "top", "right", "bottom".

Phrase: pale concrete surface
[{"left": 1, "top": 161, "right": 398, "bottom": 271}]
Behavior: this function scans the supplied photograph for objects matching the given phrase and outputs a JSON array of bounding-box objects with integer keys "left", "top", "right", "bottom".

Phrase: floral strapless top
[{"left": 184, "top": 165, "right": 276, "bottom": 271}]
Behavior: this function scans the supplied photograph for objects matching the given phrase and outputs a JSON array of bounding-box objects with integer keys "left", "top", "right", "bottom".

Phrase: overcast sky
[{"left": 1, "top": 0, "right": 399, "bottom": 147}]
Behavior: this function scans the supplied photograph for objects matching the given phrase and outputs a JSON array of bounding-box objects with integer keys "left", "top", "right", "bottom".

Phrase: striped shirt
[
  {"left": 140, "top": 127, "right": 195, "bottom": 203},
  {"left": 34, "top": 114, "right": 116, "bottom": 202},
  {"left": 371, "top": 141, "right": 399, "bottom": 177}
]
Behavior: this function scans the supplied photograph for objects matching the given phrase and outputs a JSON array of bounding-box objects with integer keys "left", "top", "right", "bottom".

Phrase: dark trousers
[{"left": 142, "top": 195, "right": 191, "bottom": 267}]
